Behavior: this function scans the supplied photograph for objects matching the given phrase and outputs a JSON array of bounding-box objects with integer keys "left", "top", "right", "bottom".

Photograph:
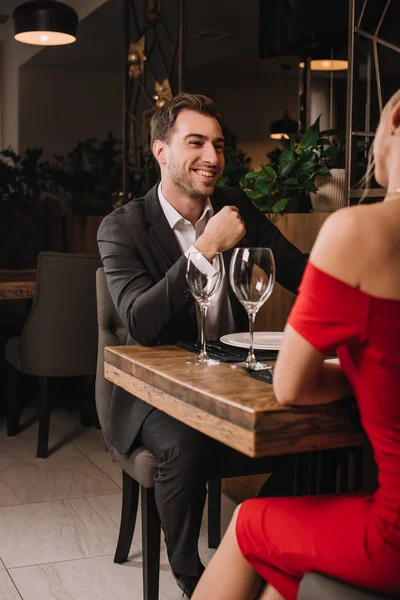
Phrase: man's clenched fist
[{"left": 195, "top": 206, "right": 246, "bottom": 254}]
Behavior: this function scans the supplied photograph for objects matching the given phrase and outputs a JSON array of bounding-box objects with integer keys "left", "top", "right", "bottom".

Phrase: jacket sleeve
[
  {"left": 97, "top": 213, "right": 194, "bottom": 346},
  {"left": 238, "top": 191, "right": 308, "bottom": 294}
]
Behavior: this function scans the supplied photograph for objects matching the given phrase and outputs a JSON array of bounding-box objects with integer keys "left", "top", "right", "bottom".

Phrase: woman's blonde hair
[{"left": 359, "top": 88, "right": 400, "bottom": 201}]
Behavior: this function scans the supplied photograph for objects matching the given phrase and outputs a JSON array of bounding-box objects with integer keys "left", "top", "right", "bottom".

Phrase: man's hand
[{"left": 195, "top": 206, "right": 246, "bottom": 254}]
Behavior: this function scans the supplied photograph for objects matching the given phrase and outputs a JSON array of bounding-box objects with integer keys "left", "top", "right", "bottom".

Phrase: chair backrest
[
  {"left": 95, "top": 267, "right": 127, "bottom": 432},
  {"left": 19, "top": 252, "right": 102, "bottom": 377}
]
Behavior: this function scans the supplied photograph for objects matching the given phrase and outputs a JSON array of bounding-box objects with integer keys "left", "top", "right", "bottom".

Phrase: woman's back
[
  {"left": 319, "top": 263, "right": 400, "bottom": 540},
  {"left": 311, "top": 201, "right": 400, "bottom": 302},
  {"left": 302, "top": 202, "right": 400, "bottom": 536}
]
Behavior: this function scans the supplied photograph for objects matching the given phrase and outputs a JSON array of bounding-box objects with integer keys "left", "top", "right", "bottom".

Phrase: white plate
[{"left": 220, "top": 331, "right": 284, "bottom": 350}]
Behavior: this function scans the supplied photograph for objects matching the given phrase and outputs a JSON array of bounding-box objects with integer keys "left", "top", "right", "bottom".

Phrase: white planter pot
[{"left": 310, "top": 168, "right": 346, "bottom": 212}]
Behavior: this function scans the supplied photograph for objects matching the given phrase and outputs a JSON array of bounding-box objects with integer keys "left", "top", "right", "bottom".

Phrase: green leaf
[
  {"left": 216, "top": 176, "right": 228, "bottom": 187},
  {"left": 279, "top": 160, "right": 296, "bottom": 178},
  {"left": 265, "top": 181, "right": 277, "bottom": 194},
  {"left": 320, "top": 128, "right": 337, "bottom": 137},
  {"left": 303, "top": 179, "right": 318, "bottom": 193},
  {"left": 279, "top": 149, "right": 295, "bottom": 164},
  {"left": 311, "top": 114, "right": 322, "bottom": 133},
  {"left": 239, "top": 174, "right": 248, "bottom": 188},
  {"left": 254, "top": 176, "right": 269, "bottom": 191},
  {"left": 287, "top": 133, "right": 299, "bottom": 147},
  {"left": 271, "top": 197, "right": 290, "bottom": 213},
  {"left": 243, "top": 188, "right": 265, "bottom": 201},
  {"left": 298, "top": 160, "right": 316, "bottom": 176},
  {"left": 261, "top": 164, "right": 277, "bottom": 179},
  {"left": 256, "top": 181, "right": 276, "bottom": 195},
  {"left": 245, "top": 171, "right": 263, "bottom": 181},
  {"left": 299, "top": 128, "right": 317, "bottom": 149},
  {"left": 316, "top": 166, "right": 332, "bottom": 177},
  {"left": 284, "top": 177, "right": 298, "bottom": 185},
  {"left": 322, "top": 147, "right": 337, "bottom": 158}
]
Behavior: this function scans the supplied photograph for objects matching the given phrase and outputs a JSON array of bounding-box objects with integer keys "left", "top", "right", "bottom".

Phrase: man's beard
[{"left": 169, "top": 160, "right": 217, "bottom": 200}]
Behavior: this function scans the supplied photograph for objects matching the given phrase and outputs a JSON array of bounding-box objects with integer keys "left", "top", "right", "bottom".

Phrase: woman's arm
[
  {"left": 273, "top": 324, "right": 353, "bottom": 406},
  {"left": 273, "top": 207, "right": 363, "bottom": 406}
]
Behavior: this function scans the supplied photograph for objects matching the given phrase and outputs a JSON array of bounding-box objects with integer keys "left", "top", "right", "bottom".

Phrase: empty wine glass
[
  {"left": 186, "top": 250, "right": 223, "bottom": 365},
  {"left": 229, "top": 247, "right": 275, "bottom": 370}
]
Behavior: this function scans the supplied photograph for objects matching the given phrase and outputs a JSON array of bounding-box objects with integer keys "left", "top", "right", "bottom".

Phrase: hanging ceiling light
[
  {"left": 13, "top": 1, "right": 78, "bottom": 46},
  {"left": 299, "top": 59, "right": 348, "bottom": 71},
  {"left": 270, "top": 111, "right": 299, "bottom": 140},
  {"left": 270, "top": 64, "right": 298, "bottom": 140}
]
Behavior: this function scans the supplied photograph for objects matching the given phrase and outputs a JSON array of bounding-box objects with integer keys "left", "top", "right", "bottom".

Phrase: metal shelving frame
[
  {"left": 345, "top": 0, "right": 400, "bottom": 204},
  {"left": 122, "top": 0, "right": 185, "bottom": 204}
]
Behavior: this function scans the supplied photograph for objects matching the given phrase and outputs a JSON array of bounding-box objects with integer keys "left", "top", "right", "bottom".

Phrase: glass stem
[
  {"left": 247, "top": 311, "right": 256, "bottom": 365},
  {"left": 199, "top": 303, "right": 209, "bottom": 360}
]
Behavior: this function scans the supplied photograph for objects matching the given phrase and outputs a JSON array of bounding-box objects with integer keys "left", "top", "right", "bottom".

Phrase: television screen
[{"left": 259, "top": 0, "right": 387, "bottom": 58}]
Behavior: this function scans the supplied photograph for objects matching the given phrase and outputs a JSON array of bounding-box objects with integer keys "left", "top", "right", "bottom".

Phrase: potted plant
[
  {"left": 241, "top": 117, "right": 332, "bottom": 214},
  {"left": 53, "top": 133, "right": 122, "bottom": 253},
  {"left": 0, "top": 148, "right": 62, "bottom": 268},
  {"left": 216, "top": 125, "right": 251, "bottom": 188},
  {"left": 309, "top": 131, "right": 347, "bottom": 212}
]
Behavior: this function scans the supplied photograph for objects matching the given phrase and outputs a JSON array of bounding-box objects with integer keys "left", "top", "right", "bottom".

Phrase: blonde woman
[{"left": 192, "top": 90, "right": 400, "bottom": 600}]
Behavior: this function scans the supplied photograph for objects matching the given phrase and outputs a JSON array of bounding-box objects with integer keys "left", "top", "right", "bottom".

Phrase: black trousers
[{"left": 138, "top": 408, "right": 297, "bottom": 577}]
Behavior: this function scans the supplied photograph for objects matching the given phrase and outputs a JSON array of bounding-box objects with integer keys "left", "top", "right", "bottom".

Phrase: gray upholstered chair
[
  {"left": 5, "top": 252, "right": 102, "bottom": 458},
  {"left": 96, "top": 267, "right": 292, "bottom": 600},
  {"left": 96, "top": 266, "right": 162, "bottom": 600},
  {"left": 95, "top": 269, "right": 247, "bottom": 598},
  {"left": 299, "top": 573, "right": 394, "bottom": 600}
]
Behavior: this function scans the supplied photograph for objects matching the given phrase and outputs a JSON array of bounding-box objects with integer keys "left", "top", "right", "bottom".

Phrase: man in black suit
[{"left": 98, "top": 93, "right": 308, "bottom": 597}]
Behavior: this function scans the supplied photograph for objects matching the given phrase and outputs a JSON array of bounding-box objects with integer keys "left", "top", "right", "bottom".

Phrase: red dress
[{"left": 236, "top": 263, "right": 400, "bottom": 599}]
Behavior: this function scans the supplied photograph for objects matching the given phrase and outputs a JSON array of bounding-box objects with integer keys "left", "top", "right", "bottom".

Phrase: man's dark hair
[{"left": 150, "top": 93, "right": 221, "bottom": 148}]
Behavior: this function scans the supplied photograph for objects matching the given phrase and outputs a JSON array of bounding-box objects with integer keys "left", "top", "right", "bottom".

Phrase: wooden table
[
  {"left": 105, "top": 345, "right": 366, "bottom": 458},
  {"left": 0, "top": 270, "right": 36, "bottom": 300}
]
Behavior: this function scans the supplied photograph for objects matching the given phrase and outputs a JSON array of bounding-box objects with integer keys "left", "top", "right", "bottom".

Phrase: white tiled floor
[{"left": 0, "top": 404, "right": 237, "bottom": 600}]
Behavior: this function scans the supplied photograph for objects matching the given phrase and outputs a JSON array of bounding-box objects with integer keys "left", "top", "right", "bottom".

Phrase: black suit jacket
[{"left": 97, "top": 184, "right": 308, "bottom": 453}]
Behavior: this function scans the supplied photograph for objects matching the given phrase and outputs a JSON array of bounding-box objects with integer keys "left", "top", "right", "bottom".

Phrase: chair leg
[
  {"left": 37, "top": 376, "right": 50, "bottom": 458},
  {"left": 114, "top": 471, "right": 140, "bottom": 564},
  {"left": 80, "top": 375, "right": 99, "bottom": 428},
  {"left": 7, "top": 364, "right": 19, "bottom": 436},
  {"left": 207, "top": 477, "right": 221, "bottom": 549},
  {"left": 141, "top": 486, "right": 161, "bottom": 600},
  {"left": 352, "top": 446, "right": 364, "bottom": 492},
  {"left": 339, "top": 453, "right": 349, "bottom": 493}
]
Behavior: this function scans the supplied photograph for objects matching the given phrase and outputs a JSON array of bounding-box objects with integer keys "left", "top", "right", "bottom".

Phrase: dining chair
[
  {"left": 299, "top": 573, "right": 391, "bottom": 600},
  {"left": 96, "top": 267, "right": 293, "bottom": 600},
  {"left": 5, "top": 252, "right": 102, "bottom": 458}
]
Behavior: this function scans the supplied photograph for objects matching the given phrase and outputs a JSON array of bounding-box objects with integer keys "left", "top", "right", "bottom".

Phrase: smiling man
[{"left": 97, "top": 93, "right": 308, "bottom": 597}]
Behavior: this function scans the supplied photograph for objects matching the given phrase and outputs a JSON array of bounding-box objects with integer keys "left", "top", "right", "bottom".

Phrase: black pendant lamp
[
  {"left": 270, "top": 64, "right": 298, "bottom": 140},
  {"left": 13, "top": 1, "right": 78, "bottom": 46}
]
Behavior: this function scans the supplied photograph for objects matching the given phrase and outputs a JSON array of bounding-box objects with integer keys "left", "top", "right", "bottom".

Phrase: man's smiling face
[{"left": 160, "top": 110, "right": 225, "bottom": 200}]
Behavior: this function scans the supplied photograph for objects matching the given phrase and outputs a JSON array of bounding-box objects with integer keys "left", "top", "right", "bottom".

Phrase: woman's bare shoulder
[{"left": 310, "top": 204, "right": 375, "bottom": 286}]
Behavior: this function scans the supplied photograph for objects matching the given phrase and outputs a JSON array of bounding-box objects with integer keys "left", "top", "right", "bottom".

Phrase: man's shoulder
[
  {"left": 106, "top": 196, "right": 146, "bottom": 223},
  {"left": 98, "top": 196, "right": 147, "bottom": 236}
]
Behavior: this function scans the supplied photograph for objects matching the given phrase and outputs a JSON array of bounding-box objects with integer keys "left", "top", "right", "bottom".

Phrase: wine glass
[
  {"left": 229, "top": 247, "right": 275, "bottom": 370},
  {"left": 186, "top": 250, "right": 223, "bottom": 365}
]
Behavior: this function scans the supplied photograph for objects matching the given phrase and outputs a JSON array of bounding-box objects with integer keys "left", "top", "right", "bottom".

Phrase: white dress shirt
[{"left": 158, "top": 184, "right": 235, "bottom": 340}]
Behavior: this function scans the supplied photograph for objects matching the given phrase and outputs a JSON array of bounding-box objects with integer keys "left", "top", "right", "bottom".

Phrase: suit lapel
[{"left": 145, "top": 184, "right": 182, "bottom": 269}]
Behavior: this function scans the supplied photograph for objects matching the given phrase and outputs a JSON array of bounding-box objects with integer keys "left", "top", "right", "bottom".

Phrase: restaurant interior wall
[
  {"left": 19, "top": 66, "right": 122, "bottom": 159},
  {"left": 185, "top": 60, "right": 299, "bottom": 170}
]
